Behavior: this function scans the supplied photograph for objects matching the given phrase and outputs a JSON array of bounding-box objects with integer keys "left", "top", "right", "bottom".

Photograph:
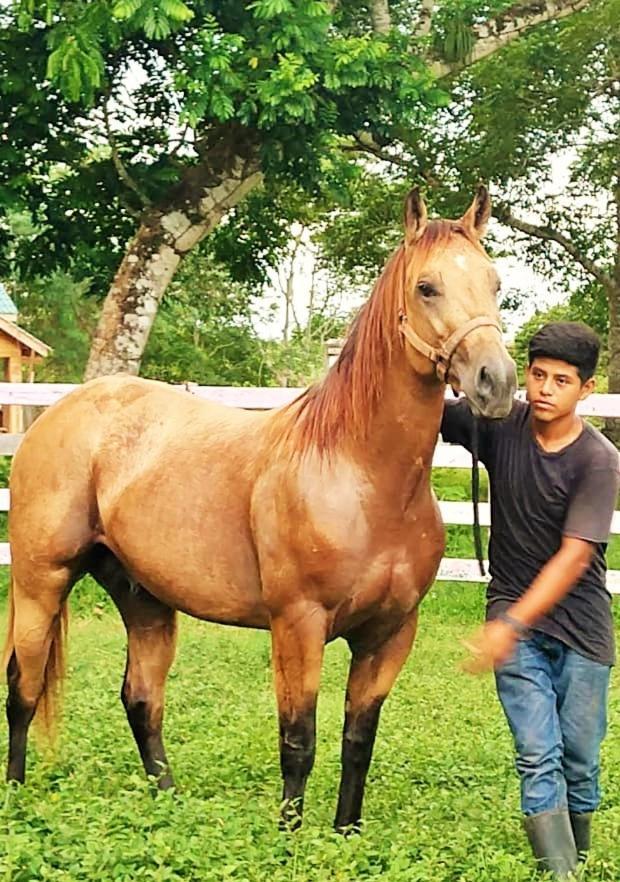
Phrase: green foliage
[
  {"left": 141, "top": 251, "right": 276, "bottom": 386},
  {"left": 113, "top": 0, "right": 194, "bottom": 39},
  {"left": 433, "top": 14, "right": 474, "bottom": 63},
  {"left": 12, "top": 272, "right": 96, "bottom": 382},
  {"left": 0, "top": 0, "right": 449, "bottom": 294},
  {"left": 265, "top": 314, "right": 349, "bottom": 388},
  {"left": 314, "top": 173, "right": 408, "bottom": 284}
]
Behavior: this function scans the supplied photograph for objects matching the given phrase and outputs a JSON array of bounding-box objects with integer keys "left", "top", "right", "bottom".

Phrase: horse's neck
[{"left": 351, "top": 355, "right": 445, "bottom": 499}]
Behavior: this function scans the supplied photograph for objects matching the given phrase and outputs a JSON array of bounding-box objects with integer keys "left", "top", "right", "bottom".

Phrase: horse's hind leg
[
  {"left": 88, "top": 547, "right": 177, "bottom": 789},
  {"left": 6, "top": 567, "right": 72, "bottom": 783},
  {"left": 334, "top": 614, "right": 418, "bottom": 832}
]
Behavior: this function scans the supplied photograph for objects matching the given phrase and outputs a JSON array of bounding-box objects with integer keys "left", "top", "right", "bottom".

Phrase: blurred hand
[{"left": 461, "top": 619, "right": 519, "bottom": 674}]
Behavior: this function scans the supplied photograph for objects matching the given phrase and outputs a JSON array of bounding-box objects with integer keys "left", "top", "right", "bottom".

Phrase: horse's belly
[
  {"left": 101, "top": 495, "right": 268, "bottom": 627},
  {"left": 110, "top": 534, "right": 269, "bottom": 627}
]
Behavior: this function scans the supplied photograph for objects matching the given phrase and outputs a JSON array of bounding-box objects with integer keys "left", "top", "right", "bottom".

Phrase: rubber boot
[
  {"left": 523, "top": 809, "right": 578, "bottom": 879},
  {"left": 570, "top": 811, "right": 592, "bottom": 862}
]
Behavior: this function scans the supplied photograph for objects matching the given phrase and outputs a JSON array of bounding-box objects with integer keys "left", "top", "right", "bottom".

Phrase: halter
[
  {"left": 398, "top": 312, "right": 502, "bottom": 383},
  {"left": 398, "top": 264, "right": 502, "bottom": 580}
]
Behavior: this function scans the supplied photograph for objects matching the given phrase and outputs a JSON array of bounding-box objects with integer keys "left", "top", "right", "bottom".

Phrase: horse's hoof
[
  {"left": 334, "top": 821, "right": 362, "bottom": 837},
  {"left": 279, "top": 803, "right": 303, "bottom": 833}
]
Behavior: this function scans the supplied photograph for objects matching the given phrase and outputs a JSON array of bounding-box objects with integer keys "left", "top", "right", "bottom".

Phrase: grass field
[{"left": 1, "top": 468, "right": 620, "bottom": 880}]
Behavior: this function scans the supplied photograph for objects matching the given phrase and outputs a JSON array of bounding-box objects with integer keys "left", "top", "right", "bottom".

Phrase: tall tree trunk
[
  {"left": 84, "top": 124, "right": 261, "bottom": 379},
  {"left": 369, "top": 0, "right": 391, "bottom": 34},
  {"left": 607, "top": 287, "right": 620, "bottom": 441},
  {"left": 605, "top": 171, "right": 620, "bottom": 445}
]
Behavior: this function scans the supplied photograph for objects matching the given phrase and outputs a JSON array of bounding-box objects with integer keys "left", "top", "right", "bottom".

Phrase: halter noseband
[{"left": 398, "top": 312, "right": 502, "bottom": 383}]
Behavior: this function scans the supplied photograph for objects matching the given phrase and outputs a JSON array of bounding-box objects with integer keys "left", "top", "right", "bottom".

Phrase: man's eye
[{"left": 417, "top": 282, "right": 437, "bottom": 299}]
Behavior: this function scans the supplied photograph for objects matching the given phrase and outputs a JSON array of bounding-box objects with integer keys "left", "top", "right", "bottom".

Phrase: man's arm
[
  {"left": 508, "top": 537, "right": 594, "bottom": 626},
  {"left": 440, "top": 398, "right": 476, "bottom": 450},
  {"left": 464, "top": 459, "right": 620, "bottom": 673},
  {"left": 464, "top": 538, "right": 594, "bottom": 672}
]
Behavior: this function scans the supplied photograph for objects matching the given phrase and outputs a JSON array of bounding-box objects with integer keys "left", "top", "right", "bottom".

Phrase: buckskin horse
[{"left": 4, "top": 187, "right": 516, "bottom": 830}]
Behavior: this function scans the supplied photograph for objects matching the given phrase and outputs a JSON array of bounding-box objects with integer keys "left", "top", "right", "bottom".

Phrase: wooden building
[{"left": 0, "top": 284, "right": 51, "bottom": 432}]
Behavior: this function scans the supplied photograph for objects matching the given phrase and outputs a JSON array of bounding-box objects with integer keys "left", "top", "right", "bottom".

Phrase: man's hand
[{"left": 462, "top": 619, "right": 519, "bottom": 674}]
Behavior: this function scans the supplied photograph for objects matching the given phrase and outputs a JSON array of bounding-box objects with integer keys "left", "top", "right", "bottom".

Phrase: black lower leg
[
  {"left": 334, "top": 699, "right": 383, "bottom": 832},
  {"left": 122, "top": 690, "right": 174, "bottom": 790},
  {"left": 279, "top": 708, "right": 316, "bottom": 830},
  {"left": 6, "top": 652, "right": 36, "bottom": 783}
]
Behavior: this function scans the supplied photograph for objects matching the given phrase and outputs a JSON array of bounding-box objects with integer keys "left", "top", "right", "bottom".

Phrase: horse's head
[{"left": 400, "top": 187, "right": 517, "bottom": 418}]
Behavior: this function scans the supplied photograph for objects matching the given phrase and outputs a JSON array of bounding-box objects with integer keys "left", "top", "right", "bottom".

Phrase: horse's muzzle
[{"left": 455, "top": 350, "right": 517, "bottom": 419}]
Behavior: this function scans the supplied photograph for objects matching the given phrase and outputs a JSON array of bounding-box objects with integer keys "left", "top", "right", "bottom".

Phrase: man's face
[{"left": 526, "top": 356, "right": 594, "bottom": 423}]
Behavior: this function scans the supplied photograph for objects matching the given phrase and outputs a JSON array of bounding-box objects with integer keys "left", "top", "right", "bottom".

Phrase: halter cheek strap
[{"left": 398, "top": 312, "right": 502, "bottom": 382}]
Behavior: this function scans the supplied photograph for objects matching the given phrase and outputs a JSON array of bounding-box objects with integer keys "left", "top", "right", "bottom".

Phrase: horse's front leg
[
  {"left": 334, "top": 613, "right": 418, "bottom": 833},
  {"left": 270, "top": 603, "right": 327, "bottom": 830}
]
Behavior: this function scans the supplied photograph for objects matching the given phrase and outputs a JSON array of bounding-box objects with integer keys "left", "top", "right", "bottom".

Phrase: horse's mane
[{"left": 271, "top": 220, "right": 479, "bottom": 456}]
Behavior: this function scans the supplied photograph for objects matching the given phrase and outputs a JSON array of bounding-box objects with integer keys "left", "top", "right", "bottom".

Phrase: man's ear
[{"left": 579, "top": 377, "right": 596, "bottom": 400}]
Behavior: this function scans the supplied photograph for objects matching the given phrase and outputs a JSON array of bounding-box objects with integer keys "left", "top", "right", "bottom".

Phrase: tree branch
[
  {"left": 431, "top": 0, "right": 591, "bottom": 78},
  {"left": 340, "top": 133, "right": 412, "bottom": 169},
  {"left": 103, "top": 101, "right": 152, "bottom": 208},
  {"left": 494, "top": 203, "right": 615, "bottom": 293}
]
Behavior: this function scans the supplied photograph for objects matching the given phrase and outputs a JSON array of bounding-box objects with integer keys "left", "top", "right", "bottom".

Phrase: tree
[
  {"left": 302, "top": 0, "right": 620, "bottom": 440},
  {"left": 451, "top": 0, "right": 620, "bottom": 437},
  {"left": 1, "top": 0, "right": 591, "bottom": 379}
]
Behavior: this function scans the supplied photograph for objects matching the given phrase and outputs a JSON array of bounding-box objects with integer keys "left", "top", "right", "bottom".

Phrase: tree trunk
[
  {"left": 606, "top": 287, "right": 620, "bottom": 439},
  {"left": 605, "top": 173, "right": 620, "bottom": 446},
  {"left": 369, "top": 0, "right": 391, "bottom": 34},
  {"left": 84, "top": 124, "right": 261, "bottom": 379}
]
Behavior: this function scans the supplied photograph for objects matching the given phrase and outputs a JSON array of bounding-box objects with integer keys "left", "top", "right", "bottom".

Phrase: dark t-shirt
[{"left": 441, "top": 398, "right": 620, "bottom": 665}]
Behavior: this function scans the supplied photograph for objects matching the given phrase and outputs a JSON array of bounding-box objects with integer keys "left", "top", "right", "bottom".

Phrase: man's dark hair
[{"left": 528, "top": 321, "right": 600, "bottom": 383}]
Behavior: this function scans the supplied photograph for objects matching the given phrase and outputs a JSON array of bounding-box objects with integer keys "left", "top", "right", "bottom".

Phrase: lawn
[
  {"left": 1, "top": 581, "right": 620, "bottom": 881},
  {"left": 1, "top": 467, "right": 620, "bottom": 880}
]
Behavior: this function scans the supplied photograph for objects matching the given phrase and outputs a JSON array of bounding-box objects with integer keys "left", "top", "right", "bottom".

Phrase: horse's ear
[
  {"left": 404, "top": 188, "right": 428, "bottom": 244},
  {"left": 461, "top": 185, "right": 492, "bottom": 238}
]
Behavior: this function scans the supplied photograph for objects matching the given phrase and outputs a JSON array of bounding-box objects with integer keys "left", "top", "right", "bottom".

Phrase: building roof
[
  {"left": 0, "top": 315, "right": 51, "bottom": 357},
  {"left": 0, "top": 283, "right": 17, "bottom": 316}
]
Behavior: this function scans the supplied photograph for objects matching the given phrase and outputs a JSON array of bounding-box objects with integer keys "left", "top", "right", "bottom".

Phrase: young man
[{"left": 441, "top": 322, "right": 619, "bottom": 879}]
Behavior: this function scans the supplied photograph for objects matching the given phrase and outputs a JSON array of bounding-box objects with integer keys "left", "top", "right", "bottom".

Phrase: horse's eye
[{"left": 417, "top": 282, "right": 437, "bottom": 299}]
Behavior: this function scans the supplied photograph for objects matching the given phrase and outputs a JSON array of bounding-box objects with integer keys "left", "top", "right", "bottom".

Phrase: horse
[{"left": 4, "top": 187, "right": 516, "bottom": 831}]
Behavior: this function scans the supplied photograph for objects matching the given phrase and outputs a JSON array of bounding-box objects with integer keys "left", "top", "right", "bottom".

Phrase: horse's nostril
[{"left": 477, "top": 365, "right": 494, "bottom": 394}]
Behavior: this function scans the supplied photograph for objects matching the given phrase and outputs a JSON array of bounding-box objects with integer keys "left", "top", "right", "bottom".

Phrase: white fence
[{"left": 0, "top": 382, "right": 619, "bottom": 591}]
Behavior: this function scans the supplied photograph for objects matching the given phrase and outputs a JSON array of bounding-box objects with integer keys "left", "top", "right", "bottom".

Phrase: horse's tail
[
  {"left": 37, "top": 600, "right": 69, "bottom": 737},
  {"left": 3, "top": 571, "right": 69, "bottom": 738}
]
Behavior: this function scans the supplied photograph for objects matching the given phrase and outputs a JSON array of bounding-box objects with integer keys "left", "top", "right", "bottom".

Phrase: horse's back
[{"left": 9, "top": 375, "right": 269, "bottom": 618}]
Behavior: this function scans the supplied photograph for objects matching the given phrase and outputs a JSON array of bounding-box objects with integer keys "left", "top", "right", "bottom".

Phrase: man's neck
[{"left": 531, "top": 410, "right": 584, "bottom": 453}]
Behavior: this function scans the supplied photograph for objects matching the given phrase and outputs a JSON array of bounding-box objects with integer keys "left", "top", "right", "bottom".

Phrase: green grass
[
  {"left": 1, "top": 587, "right": 620, "bottom": 881},
  {"left": 1, "top": 466, "right": 620, "bottom": 879}
]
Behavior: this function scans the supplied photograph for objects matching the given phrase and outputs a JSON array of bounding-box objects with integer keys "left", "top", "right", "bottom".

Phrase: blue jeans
[{"left": 495, "top": 631, "right": 610, "bottom": 816}]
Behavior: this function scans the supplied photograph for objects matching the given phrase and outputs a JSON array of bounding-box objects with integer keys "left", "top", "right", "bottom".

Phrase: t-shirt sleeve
[
  {"left": 563, "top": 463, "right": 620, "bottom": 543},
  {"left": 440, "top": 399, "right": 475, "bottom": 450}
]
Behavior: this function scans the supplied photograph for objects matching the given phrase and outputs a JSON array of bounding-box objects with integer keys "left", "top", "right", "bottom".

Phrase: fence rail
[{"left": 0, "top": 383, "right": 618, "bottom": 592}]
